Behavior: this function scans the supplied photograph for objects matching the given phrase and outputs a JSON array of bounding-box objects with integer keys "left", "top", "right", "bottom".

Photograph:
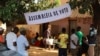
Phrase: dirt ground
[
  {"left": 28, "top": 46, "right": 58, "bottom": 56},
  {"left": 28, "top": 46, "right": 72, "bottom": 56}
]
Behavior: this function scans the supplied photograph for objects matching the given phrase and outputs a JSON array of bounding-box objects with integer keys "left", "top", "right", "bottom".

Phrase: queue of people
[
  {"left": 41, "top": 24, "right": 97, "bottom": 56},
  {"left": 70, "top": 24, "right": 97, "bottom": 56},
  {"left": 0, "top": 24, "right": 96, "bottom": 56},
  {"left": 30, "top": 24, "right": 97, "bottom": 56}
]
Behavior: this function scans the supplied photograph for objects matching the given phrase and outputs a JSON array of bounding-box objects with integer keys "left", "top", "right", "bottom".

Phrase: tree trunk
[
  {"left": 92, "top": 1, "right": 100, "bottom": 56},
  {"left": 93, "top": 0, "right": 100, "bottom": 26}
]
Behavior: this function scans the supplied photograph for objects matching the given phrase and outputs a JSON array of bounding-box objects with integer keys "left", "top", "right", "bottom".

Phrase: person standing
[
  {"left": 6, "top": 27, "right": 19, "bottom": 51},
  {"left": 45, "top": 27, "right": 51, "bottom": 49},
  {"left": 76, "top": 26, "right": 84, "bottom": 56},
  {"left": 70, "top": 29, "right": 78, "bottom": 56},
  {"left": 58, "top": 28, "right": 68, "bottom": 56},
  {"left": 88, "top": 24, "right": 97, "bottom": 56},
  {"left": 17, "top": 28, "right": 30, "bottom": 56}
]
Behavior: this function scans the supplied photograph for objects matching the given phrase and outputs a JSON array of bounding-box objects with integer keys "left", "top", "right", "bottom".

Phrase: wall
[
  {"left": 76, "top": 17, "right": 92, "bottom": 36},
  {"left": 50, "top": 18, "right": 69, "bottom": 34},
  {"left": 16, "top": 0, "right": 93, "bottom": 37},
  {"left": 49, "top": 0, "right": 93, "bottom": 36},
  {"left": 60, "top": 0, "right": 69, "bottom": 4},
  {"left": 50, "top": 17, "right": 92, "bottom": 36},
  {"left": 17, "top": 24, "right": 40, "bottom": 38}
]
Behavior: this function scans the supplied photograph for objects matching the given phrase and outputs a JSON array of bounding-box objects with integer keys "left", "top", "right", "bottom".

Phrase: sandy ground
[
  {"left": 28, "top": 46, "right": 72, "bottom": 56},
  {"left": 0, "top": 46, "right": 86, "bottom": 56},
  {"left": 28, "top": 46, "right": 87, "bottom": 56}
]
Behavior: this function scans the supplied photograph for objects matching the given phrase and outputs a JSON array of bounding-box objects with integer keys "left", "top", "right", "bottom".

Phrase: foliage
[
  {"left": 0, "top": 0, "right": 20, "bottom": 22},
  {"left": 69, "top": 0, "right": 100, "bottom": 15},
  {"left": 0, "top": 0, "right": 57, "bottom": 24}
]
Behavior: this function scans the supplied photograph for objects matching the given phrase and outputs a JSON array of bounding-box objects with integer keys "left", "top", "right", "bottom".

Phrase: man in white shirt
[
  {"left": 70, "top": 29, "right": 78, "bottom": 56},
  {"left": 17, "top": 28, "right": 30, "bottom": 56},
  {"left": 6, "top": 27, "right": 19, "bottom": 51}
]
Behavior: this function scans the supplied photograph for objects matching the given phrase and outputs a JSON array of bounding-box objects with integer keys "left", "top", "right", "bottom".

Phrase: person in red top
[
  {"left": 0, "top": 27, "right": 4, "bottom": 43},
  {"left": 0, "top": 27, "right": 7, "bottom": 51}
]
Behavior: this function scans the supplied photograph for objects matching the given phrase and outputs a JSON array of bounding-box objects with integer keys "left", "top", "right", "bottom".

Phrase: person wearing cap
[{"left": 17, "top": 28, "right": 30, "bottom": 56}]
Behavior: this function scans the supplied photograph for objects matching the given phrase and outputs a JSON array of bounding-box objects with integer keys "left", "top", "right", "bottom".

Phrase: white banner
[{"left": 24, "top": 3, "right": 71, "bottom": 24}]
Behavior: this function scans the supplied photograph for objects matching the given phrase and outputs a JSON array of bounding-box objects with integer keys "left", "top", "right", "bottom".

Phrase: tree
[
  {"left": 0, "top": 0, "right": 58, "bottom": 26},
  {"left": 0, "top": 0, "right": 25, "bottom": 26},
  {"left": 69, "top": 0, "right": 100, "bottom": 26},
  {"left": 69, "top": 1, "right": 100, "bottom": 55}
]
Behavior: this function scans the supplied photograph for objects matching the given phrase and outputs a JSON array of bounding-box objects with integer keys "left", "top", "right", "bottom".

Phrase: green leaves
[
  {"left": 0, "top": 0, "right": 57, "bottom": 23},
  {"left": 69, "top": 0, "right": 94, "bottom": 15},
  {"left": 69, "top": 0, "right": 78, "bottom": 9},
  {"left": 0, "top": 0, "right": 20, "bottom": 22},
  {"left": 28, "top": 0, "right": 57, "bottom": 12}
]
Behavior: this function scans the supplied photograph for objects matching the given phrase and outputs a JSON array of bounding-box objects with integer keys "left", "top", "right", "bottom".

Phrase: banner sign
[{"left": 24, "top": 3, "right": 71, "bottom": 24}]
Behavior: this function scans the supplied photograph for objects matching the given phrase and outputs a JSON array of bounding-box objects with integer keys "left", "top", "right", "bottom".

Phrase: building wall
[
  {"left": 77, "top": 17, "right": 92, "bottom": 35},
  {"left": 16, "top": 0, "right": 93, "bottom": 38},
  {"left": 49, "top": 0, "right": 93, "bottom": 36},
  {"left": 50, "top": 17, "right": 92, "bottom": 36},
  {"left": 60, "top": 0, "right": 69, "bottom": 4},
  {"left": 50, "top": 18, "right": 69, "bottom": 33},
  {"left": 17, "top": 24, "right": 40, "bottom": 39}
]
